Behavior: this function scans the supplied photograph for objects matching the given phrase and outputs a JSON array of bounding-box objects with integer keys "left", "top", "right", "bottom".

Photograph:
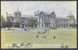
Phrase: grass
[{"left": 1, "top": 28, "right": 77, "bottom": 48}]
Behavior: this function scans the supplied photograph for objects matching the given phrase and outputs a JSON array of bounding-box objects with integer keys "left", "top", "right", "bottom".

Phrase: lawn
[{"left": 1, "top": 28, "right": 77, "bottom": 48}]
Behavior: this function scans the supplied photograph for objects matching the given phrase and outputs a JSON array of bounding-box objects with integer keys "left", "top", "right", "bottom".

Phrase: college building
[{"left": 6, "top": 10, "right": 76, "bottom": 29}]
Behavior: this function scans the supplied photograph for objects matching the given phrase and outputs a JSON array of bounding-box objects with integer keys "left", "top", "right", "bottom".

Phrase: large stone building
[
  {"left": 6, "top": 10, "right": 76, "bottom": 29},
  {"left": 35, "top": 11, "right": 76, "bottom": 29},
  {"left": 6, "top": 10, "right": 37, "bottom": 29},
  {"left": 35, "top": 11, "right": 56, "bottom": 29}
]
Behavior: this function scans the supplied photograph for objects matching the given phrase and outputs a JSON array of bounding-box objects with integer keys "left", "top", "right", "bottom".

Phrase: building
[
  {"left": 35, "top": 11, "right": 76, "bottom": 29},
  {"left": 6, "top": 10, "right": 76, "bottom": 29},
  {"left": 6, "top": 10, "right": 37, "bottom": 29},
  {"left": 56, "top": 18, "right": 70, "bottom": 28}
]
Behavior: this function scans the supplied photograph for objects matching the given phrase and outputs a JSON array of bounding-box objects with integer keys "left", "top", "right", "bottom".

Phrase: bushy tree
[
  {"left": 67, "top": 14, "right": 76, "bottom": 28},
  {"left": 67, "top": 14, "right": 75, "bottom": 20},
  {"left": 1, "top": 16, "right": 6, "bottom": 28},
  {"left": 6, "top": 21, "right": 12, "bottom": 28}
]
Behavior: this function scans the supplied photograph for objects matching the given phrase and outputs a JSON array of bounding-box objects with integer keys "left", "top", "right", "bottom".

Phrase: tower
[
  {"left": 14, "top": 9, "right": 22, "bottom": 23},
  {"left": 14, "top": 9, "right": 21, "bottom": 18},
  {"left": 50, "top": 11, "right": 56, "bottom": 29}
]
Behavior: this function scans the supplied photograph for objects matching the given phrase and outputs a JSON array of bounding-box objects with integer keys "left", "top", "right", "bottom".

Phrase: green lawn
[{"left": 1, "top": 28, "right": 77, "bottom": 48}]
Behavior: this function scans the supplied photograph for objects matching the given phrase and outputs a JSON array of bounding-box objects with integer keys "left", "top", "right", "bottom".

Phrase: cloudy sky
[{"left": 1, "top": 1, "right": 76, "bottom": 19}]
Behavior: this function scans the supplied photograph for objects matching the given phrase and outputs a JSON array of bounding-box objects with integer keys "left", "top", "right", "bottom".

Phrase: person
[
  {"left": 53, "top": 35, "right": 56, "bottom": 40},
  {"left": 25, "top": 42, "right": 32, "bottom": 48},
  {"left": 20, "top": 42, "right": 25, "bottom": 46},
  {"left": 61, "top": 43, "right": 64, "bottom": 48},
  {"left": 12, "top": 43, "right": 19, "bottom": 48},
  {"left": 65, "top": 45, "right": 68, "bottom": 48},
  {"left": 36, "top": 35, "right": 39, "bottom": 38}
]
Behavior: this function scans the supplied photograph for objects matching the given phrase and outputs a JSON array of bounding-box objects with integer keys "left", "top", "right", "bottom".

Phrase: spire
[{"left": 14, "top": 8, "right": 21, "bottom": 17}]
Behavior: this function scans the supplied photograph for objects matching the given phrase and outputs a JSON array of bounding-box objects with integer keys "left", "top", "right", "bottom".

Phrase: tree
[
  {"left": 67, "top": 14, "right": 75, "bottom": 20},
  {"left": 6, "top": 21, "right": 12, "bottom": 28},
  {"left": 1, "top": 16, "right": 6, "bottom": 28},
  {"left": 6, "top": 17, "right": 13, "bottom": 28},
  {"left": 67, "top": 13, "right": 76, "bottom": 28}
]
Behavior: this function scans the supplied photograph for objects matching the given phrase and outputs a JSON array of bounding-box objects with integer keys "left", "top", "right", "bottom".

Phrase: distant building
[
  {"left": 35, "top": 11, "right": 57, "bottom": 29},
  {"left": 35, "top": 11, "right": 76, "bottom": 29},
  {"left": 6, "top": 10, "right": 76, "bottom": 29},
  {"left": 6, "top": 10, "right": 37, "bottom": 28},
  {"left": 35, "top": 11, "right": 56, "bottom": 29},
  {"left": 56, "top": 18, "right": 70, "bottom": 28}
]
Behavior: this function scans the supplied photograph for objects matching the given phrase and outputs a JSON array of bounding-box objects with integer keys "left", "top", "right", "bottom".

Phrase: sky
[{"left": 1, "top": 1, "right": 76, "bottom": 19}]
